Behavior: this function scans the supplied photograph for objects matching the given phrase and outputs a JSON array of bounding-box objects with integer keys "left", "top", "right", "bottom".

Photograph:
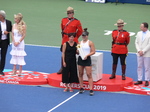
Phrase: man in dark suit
[{"left": 0, "top": 10, "right": 12, "bottom": 75}]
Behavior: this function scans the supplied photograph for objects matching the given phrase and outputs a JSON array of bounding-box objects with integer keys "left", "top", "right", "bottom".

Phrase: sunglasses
[
  {"left": 117, "top": 25, "right": 123, "bottom": 27},
  {"left": 67, "top": 12, "right": 74, "bottom": 14}
]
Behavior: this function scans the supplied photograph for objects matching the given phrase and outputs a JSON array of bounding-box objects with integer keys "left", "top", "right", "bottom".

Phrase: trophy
[{"left": 76, "top": 44, "right": 86, "bottom": 60}]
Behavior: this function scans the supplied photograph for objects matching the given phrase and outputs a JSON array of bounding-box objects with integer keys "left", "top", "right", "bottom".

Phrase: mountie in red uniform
[
  {"left": 111, "top": 30, "right": 130, "bottom": 54},
  {"left": 61, "top": 17, "right": 83, "bottom": 45}
]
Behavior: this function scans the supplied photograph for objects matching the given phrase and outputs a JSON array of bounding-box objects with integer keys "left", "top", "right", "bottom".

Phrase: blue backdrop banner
[
  {"left": 85, "top": 0, "right": 106, "bottom": 3},
  {"left": 85, "top": 0, "right": 150, "bottom": 4}
]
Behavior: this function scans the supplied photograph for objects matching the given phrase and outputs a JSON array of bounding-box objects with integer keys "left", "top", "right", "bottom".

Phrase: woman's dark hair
[
  {"left": 82, "top": 28, "right": 89, "bottom": 36},
  {"left": 68, "top": 33, "right": 76, "bottom": 37}
]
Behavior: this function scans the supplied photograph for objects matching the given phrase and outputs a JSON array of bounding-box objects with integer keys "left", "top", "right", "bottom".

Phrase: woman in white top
[
  {"left": 77, "top": 28, "right": 95, "bottom": 96},
  {"left": 10, "top": 13, "right": 27, "bottom": 76}
]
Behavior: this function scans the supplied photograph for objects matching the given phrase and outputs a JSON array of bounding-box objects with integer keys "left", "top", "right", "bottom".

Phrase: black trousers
[
  {"left": 111, "top": 53, "right": 127, "bottom": 65},
  {"left": 0, "top": 40, "right": 8, "bottom": 72},
  {"left": 60, "top": 45, "right": 63, "bottom": 52}
]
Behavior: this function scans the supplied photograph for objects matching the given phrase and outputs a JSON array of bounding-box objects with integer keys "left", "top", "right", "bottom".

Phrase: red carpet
[
  {"left": 124, "top": 83, "right": 150, "bottom": 95},
  {"left": 0, "top": 70, "right": 50, "bottom": 85},
  {"left": 48, "top": 73, "right": 133, "bottom": 92},
  {"left": 2, "top": 69, "right": 150, "bottom": 95}
]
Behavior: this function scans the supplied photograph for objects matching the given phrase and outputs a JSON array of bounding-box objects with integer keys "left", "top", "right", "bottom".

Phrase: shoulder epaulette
[
  {"left": 122, "top": 30, "right": 127, "bottom": 32},
  {"left": 74, "top": 18, "right": 78, "bottom": 20},
  {"left": 113, "top": 29, "right": 117, "bottom": 31}
]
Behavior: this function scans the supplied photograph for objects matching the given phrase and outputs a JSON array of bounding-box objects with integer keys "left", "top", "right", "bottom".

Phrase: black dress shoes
[
  {"left": 109, "top": 75, "right": 116, "bottom": 79},
  {"left": 0, "top": 71, "right": 5, "bottom": 76},
  {"left": 145, "top": 81, "right": 149, "bottom": 86},
  {"left": 57, "top": 68, "right": 62, "bottom": 74},
  {"left": 122, "top": 75, "right": 126, "bottom": 80},
  {"left": 134, "top": 81, "right": 142, "bottom": 85}
]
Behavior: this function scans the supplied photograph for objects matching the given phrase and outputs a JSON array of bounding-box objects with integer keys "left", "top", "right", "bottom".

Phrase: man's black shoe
[
  {"left": 145, "top": 81, "right": 149, "bottom": 86},
  {"left": 0, "top": 71, "right": 5, "bottom": 76},
  {"left": 134, "top": 81, "right": 142, "bottom": 85}
]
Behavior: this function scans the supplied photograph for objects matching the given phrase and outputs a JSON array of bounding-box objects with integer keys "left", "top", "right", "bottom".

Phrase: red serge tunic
[
  {"left": 111, "top": 30, "right": 130, "bottom": 54},
  {"left": 61, "top": 17, "right": 83, "bottom": 45}
]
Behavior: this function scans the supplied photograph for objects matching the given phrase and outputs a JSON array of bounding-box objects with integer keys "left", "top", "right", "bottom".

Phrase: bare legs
[
  {"left": 12, "top": 65, "right": 17, "bottom": 75},
  {"left": 12, "top": 65, "right": 23, "bottom": 76},
  {"left": 18, "top": 65, "right": 22, "bottom": 76},
  {"left": 78, "top": 65, "right": 93, "bottom": 90}
]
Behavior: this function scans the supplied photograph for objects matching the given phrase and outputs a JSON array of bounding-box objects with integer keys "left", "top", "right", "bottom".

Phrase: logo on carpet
[{"left": 0, "top": 69, "right": 50, "bottom": 85}]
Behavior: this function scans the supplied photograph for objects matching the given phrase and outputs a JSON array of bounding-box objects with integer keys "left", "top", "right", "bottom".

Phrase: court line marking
[
  {"left": 20, "top": 43, "right": 137, "bottom": 54},
  {"left": 47, "top": 92, "right": 79, "bottom": 112}
]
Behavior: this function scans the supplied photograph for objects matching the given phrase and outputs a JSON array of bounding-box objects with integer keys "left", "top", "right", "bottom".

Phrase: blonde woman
[{"left": 10, "top": 13, "right": 27, "bottom": 76}]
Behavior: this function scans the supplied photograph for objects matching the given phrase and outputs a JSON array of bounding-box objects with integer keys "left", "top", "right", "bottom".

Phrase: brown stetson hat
[
  {"left": 66, "top": 6, "right": 76, "bottom": 13},
  {"left": 114, "top": 19, "right": 127, "bottom": 26}
]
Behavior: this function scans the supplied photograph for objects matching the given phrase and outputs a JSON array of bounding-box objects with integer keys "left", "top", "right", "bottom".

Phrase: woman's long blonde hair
[{"left": 14, "top": 13, "right": 26, "bottom": 34}]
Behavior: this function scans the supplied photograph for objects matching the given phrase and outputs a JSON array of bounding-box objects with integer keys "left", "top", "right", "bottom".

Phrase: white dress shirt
[
  {"left": 142, "top": 30, "right": 148, "bottom": 41},
  {"left": 0, "top": 20, "right": 7, "bottom": 40}
]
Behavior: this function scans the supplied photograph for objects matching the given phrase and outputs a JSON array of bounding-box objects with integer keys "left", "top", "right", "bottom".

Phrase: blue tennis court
[
  {"left": 1, "top": 83, "right": 150, "bottom": 112},
  {"left": 0, "top": 45, "right": 150, "bottom": 112}
]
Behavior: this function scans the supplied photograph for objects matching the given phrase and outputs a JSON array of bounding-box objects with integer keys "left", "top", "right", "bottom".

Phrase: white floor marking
[
  {"left": 47, "top": 92, "right": 79, "bottom": 112},
  {"left": 13, "top": 43, "right": 136, "bottom": 54}
]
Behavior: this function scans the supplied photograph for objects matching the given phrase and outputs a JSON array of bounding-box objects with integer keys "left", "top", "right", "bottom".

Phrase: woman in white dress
[{"left": 10, "top": 13, "right": 27, "bottom": 76}]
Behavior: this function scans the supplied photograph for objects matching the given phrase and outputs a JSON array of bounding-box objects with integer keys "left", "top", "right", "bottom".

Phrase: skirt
[{"left": 77, "top": 56, "right": 91, "bottom": 66}]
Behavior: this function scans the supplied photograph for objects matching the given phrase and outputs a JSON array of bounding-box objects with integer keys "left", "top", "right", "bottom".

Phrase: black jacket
[{"left": 0, "top": 19, "right": 12, "bottom": 45}]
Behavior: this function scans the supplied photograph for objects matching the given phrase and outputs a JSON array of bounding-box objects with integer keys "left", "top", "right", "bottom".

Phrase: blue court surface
[
  {"left": 1, "top": 45, "right": 150, "bottom": 112},
  {"left": 0, "top": 84, "right": 150, "bottom": 112},
  {"left": 1, "top": 83, "right": 150, "bottom": 112}
]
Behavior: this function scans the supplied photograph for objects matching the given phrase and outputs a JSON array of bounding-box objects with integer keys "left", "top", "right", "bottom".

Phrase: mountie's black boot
[
  {"left": 57, "top": 57, "right": 63, "bottom": 74},
  {"left": 57, "top": 68, "right": 62, "bottom": 74},
  {"left": 109, "top": 64, "right": 117, "bottom": 79},
  {"left": 122, "top": 65, "right": 126, "bottom": 80}
]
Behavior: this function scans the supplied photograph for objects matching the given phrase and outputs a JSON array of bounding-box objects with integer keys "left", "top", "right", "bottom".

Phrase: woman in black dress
[{"left": 62, "top": 33, "right": 79, "bottom": 92}]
